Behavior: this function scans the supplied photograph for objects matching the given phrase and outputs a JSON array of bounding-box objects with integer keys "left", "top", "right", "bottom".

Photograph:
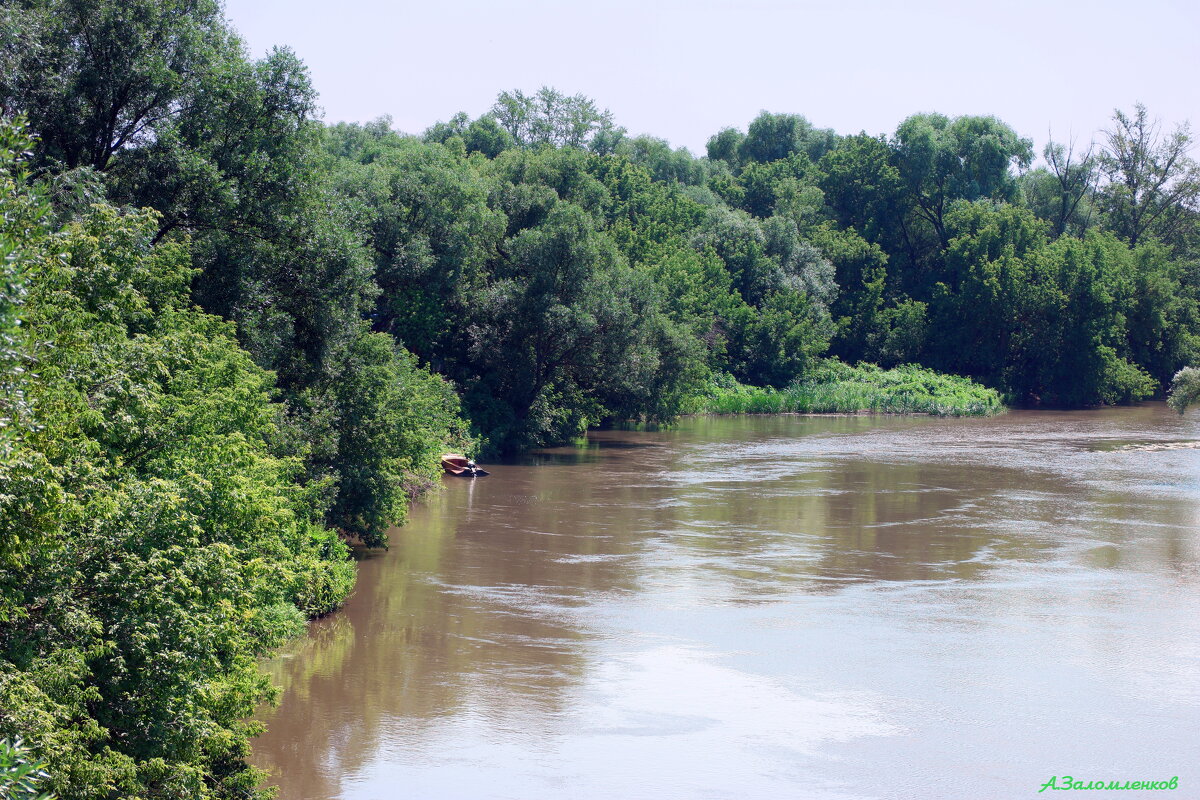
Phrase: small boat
[{"left": 441, "top": 454, "right": 489, "bottom": 477}]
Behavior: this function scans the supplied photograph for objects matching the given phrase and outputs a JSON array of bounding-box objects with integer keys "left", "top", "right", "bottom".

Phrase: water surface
[{"left": 253, "top": 405, "right": 1200, "bottom": 799}]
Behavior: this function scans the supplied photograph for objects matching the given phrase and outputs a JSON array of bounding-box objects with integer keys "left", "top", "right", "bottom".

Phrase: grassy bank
[{"left": 698, "top": 362, "right": 1005, "bottom": 417}]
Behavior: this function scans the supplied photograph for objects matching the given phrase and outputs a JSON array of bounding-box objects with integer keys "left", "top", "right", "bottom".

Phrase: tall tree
[
  {"left": 2, "top": 204, "right": 358, "bottom": 799},
  {"left": 706, "top": 127, "right": 744, "bottom": 168},
  {"left": 1023, "top": 136, "right": 1099, "bottom": 237},
  {"left": 738, "top": 111, "right": 838, "bottom": 165},
  {"left": 462, "top": 202, "right": 656, "bottom": 449},
  {"left": 816, "top": 133, "right": 908, "bottom": 244},
  {"left": 491, "top": 87, "right": 622, "bottom": 151},
  {"left": 892, "top": 113, "right": 1033, "bottom": 247},
  {"left": 1097, "top": 103, "right": 1200, "bottom": 248},
  {"left": 325, "top": 131, "right": 504, "bottom": 363},
  {"left": 616, "top": 135, "right": 706, "bottom": 185},
  {"left": 0, "top": 0, "right": 229, "bottom": 171}
]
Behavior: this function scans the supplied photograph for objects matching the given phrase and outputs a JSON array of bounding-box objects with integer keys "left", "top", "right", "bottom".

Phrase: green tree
[
  {"left": 724, "top": 289, "right": 832, "bottom": 388},
  {"left": 492, "top": 87, "right": 622, "bottom": 151},
  {"left": 423, "top": 111, "right": 471, "bottom": 145},
  {"left": 892, "top": 113, "right": 1033, "bottom": 246},
  {"left": 690, "top": 206, "right": 780, "bottom": 306},
  {"left": 324, "top": 332, "right": 471, "bottom": 546},
  {"left": 463, "top": 115, "right": 514, "bottom": 158},
  {"left": 0, "top": 120, "right": 48, "bottom": 472},
  {"left": 928, "top": 201, "right": 1047, "bottom": 385},
  {"left": 327, "top": 132, "right": 504, "bottom": 361},
  {"left": 814, "top": 225, "right": 925, "bottom": 366},
  {"left": 1021, "top": 138, "right": 1098, "bottom": 237},
  {"left": 737, "top": 154, "right": 814, "bottom": 219},
  {"left": 462, "top": 203, "right": 655, "bottom": 449},
  {"left": 106, "top": 43, "right": 378, "bottom": 392},
  {"left": 4, "top": 3, "right": 397, "bottom": 536},
  {"left": 1168, "top": 367, "right": 1200, "bottom": 413},
  {"left": 1030, "top": 233, "right": 1154, "bottom": 405},
  {"left": 738, "top": 111, "right": 838, "bottom": 165},
  {"left": 1114, "top": 241, "right": 1200, "bottom": 390},
  {"left": 706, "top": 127, "right": 744, "bottom": 168},
  {"left": 1, "top": 204, "right": 356, "bottom": 799},
  {"left": 761, "top": 215, "right": 836, "bottom": 307},
  {"left": 927, "top": 202, "right": 1154, "bottom": 405},
  {"left": 589, "top": 153, "right": 731, "bottom": 384},
  {"left": 816, "top": 133, "right": 908, "bottom": 247},
  {"left": 1097, "top": 103, "right": 1200, "bottom": 248},
  {"left": 616, "top": 135, "right": 706, "bottom": 185},
  {"left": 0, "top": 0, "right": 228, "bottom": 172}
]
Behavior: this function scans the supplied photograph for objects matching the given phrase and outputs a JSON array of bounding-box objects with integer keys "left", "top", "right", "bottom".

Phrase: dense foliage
[
  {"left": 0, "top": 164, "right": 348, "bottom": 796},
  {"left": 0, "top": 71, "right": 462, "bottom": 800},
  {"left": 701, "top": 363, "right": 1003, "bottom": 416},
  {"left": 0, "top": 118, "right": 45, "bottom": 469},
  {"left": 378, "top": 97, "right": 1197, "bottom": 434},
  {"left": 2, "top": 0, "right": 1200, "bottom": 797}
]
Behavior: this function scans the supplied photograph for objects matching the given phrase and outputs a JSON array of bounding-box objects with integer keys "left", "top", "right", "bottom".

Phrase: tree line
[{"left": 2, "top": 0, "right": 1199, "bottom": 797}]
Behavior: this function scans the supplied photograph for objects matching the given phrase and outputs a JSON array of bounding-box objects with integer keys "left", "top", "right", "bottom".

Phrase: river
[{"left": 251, "top": 405, "right": 1200, "bottom": 799}]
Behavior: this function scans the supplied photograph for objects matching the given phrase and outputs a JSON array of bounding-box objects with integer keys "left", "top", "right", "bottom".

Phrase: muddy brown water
[{"left": 251, "top": 405, "right": 1200, "bottom": 799}]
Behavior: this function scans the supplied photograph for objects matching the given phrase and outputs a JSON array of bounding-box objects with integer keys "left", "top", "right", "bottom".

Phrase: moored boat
[{"left": 441, "top": 453, "right": 489, "bottom": 477}]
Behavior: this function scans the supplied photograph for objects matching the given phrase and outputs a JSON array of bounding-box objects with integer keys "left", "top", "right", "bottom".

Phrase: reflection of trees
[
  {"left": 252, "top": 456, "right": 664, "bottom": 797},
  {"left": 253, "top": 614, "right": 357, "bottom": 800}
]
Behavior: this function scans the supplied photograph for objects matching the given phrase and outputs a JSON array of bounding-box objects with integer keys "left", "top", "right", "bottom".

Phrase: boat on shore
[{"left": 441, "top": 454, "right": 489, "bottom": 477}]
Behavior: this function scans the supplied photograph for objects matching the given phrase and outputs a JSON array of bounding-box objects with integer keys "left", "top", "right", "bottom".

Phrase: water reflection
[{"left": 254, "top": 404, "right": 1200, "bottom": 799}]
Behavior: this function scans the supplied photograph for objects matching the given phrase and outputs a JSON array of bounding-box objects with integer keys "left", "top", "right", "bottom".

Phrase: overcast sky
[{"left": 222, "top": 0, "right": 1199, "bottom": 160}]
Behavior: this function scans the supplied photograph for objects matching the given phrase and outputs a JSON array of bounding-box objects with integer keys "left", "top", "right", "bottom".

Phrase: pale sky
[{"left": 222, "top": 0, "right": 1200, "bottom": 160}]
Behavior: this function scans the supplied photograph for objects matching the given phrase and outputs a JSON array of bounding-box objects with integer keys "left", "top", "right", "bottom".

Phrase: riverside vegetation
[
  {"left": 2, "top": 0, "right": 1200, "bottom": 797},
  {"left": 700, "top": 364, "right": 1004, "bottom": 416}
]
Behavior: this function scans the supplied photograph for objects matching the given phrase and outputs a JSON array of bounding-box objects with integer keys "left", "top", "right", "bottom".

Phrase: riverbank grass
[{"left": 700, "top": 362, "right": 1005, "bottom": 417}]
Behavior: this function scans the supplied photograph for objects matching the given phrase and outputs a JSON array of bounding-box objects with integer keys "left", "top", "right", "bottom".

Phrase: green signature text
[{"left": 1040, "top": 776, "right": 1179, "bottom": 792}]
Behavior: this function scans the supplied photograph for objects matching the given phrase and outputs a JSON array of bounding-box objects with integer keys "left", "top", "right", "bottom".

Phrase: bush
[
  {"left": 699, "top": 361, "right": 1004, "bottom": 416},
  {"left": 1168, "top": 366, "right": 1200, "bottom": 414}
]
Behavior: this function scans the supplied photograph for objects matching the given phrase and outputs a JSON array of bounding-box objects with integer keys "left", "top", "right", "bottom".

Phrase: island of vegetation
[{"left": 2, "top": 0, "right": 1199, "bottom": 797}]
